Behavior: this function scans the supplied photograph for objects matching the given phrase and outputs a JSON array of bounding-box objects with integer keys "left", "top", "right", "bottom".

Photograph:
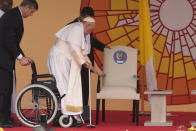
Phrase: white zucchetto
[{"left": 83, "top": 16, "right": 95, "bottom": 23}]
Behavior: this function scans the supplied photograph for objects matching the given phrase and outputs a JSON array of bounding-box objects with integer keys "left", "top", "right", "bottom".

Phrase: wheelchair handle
[
  {"left": 30, "top": 61, "right": 57, "bottom": 86},
  {"left": 31, "top": 61, "right": 37, "bottom": 75}
]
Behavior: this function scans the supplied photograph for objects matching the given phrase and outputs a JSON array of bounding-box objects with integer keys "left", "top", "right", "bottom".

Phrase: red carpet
[{"left": 3, "top": 111, "right": 196, "bottom": 131}]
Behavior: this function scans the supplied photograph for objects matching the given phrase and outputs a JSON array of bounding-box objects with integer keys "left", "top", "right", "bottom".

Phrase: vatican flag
[{"left": 139, "top": 0, "right": 157, "bottom": 91}]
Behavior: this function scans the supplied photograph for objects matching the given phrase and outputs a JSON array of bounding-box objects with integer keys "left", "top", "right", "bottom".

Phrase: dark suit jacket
[
  {"left": 0, "top": 7, "right": 24, "bottom": 71},
  {"left": 68, "top": 18, "right": 105, "bottom": 66}
]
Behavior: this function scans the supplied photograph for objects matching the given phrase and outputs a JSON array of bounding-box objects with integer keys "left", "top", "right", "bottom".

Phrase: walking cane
[{"left": 87, "top": 69, "right": 95, "bottom": 128}]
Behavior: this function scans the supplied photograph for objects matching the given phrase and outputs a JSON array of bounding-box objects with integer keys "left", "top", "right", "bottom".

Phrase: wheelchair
[{"left": 15, "top": 62, "right": 74, "bottom": 128}]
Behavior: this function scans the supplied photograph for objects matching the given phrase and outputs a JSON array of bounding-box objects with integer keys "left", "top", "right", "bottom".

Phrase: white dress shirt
[{"left": 0, "top": 9, "right": 4, "bottom": 18}]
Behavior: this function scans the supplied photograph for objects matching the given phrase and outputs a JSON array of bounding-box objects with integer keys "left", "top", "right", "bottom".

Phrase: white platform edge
[
  {"left": 191, "top": 121, "right": 196, "bottom": 126},
  {"left": 144, "top": 121, "right": 173, "bottom": 126},
  {"left": 190, "top": 90, "right": 196, "bottom": 95},
  {"left": 144, "top": 90, "right": 173, "bottom": 95}
]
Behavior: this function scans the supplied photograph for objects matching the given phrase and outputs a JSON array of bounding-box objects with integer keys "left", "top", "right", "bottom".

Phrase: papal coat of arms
[{"left": 113, "top": 50, "right": 127, "bottom": 64}]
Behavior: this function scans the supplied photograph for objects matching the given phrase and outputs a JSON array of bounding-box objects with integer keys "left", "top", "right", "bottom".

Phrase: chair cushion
[{"left": 97, "top": 86, "right": 140, "bottom": 100}]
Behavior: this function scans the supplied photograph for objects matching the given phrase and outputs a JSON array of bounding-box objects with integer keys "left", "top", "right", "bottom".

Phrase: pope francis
[{"left": 47, "top": 17, "right": 97, "bottom": 125}]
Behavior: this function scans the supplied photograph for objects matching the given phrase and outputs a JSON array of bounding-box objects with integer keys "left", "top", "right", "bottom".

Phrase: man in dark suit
[
  {"left": 0, "top": 0, "right": 38, "bottom": 128},
  {"left": 69, "top": 7, "right": 107, "bottom": 122}
]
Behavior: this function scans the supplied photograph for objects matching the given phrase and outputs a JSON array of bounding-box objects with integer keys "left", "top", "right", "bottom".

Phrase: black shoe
[
  {"left": 84, "top": 119, "right": 90, "bottom": 123},
  {"left": 0, "top": 121, "right": 14, "bottom": 128},
  {"left": 6, "top": 120, "right": 22, "bottom": 127},
  {"left": 71, "top": 122, "right": 83, "bottom": 127}
]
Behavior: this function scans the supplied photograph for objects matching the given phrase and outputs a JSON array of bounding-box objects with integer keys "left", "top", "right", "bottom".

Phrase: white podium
[
  {"left": 190, "top": 90, "right": 196, "bottom": 126},
  {"left": 144, "top": 90, "right": 173, "bottom": 126}
]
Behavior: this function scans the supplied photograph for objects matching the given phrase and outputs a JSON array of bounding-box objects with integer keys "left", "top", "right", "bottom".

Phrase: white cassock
[{"left": 47, "top": 22, "right": 91, "bottom": 115}]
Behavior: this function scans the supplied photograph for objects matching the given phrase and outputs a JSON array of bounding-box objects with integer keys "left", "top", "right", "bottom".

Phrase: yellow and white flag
[{"left": 139, "top": 0, "right": 157, "bottom": 91}]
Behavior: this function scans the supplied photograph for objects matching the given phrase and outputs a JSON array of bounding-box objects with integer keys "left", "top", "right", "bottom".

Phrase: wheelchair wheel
[
  {"left": 15, "top": 84, "right": 58, "bottom": 127},
  {"left": 59, "top": 115, "right": 73, "bottom": 128}
]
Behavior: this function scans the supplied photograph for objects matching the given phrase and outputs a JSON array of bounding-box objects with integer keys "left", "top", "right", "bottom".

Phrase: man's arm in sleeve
[
  {"left": 91, "top": 34, "right": 106, "bottom": 52},
  {"left": 4, "top": 17, "right": 23, "bottom": 59},
  {"left": 67, "top": 18, "right": 79, "bottom": 25}
]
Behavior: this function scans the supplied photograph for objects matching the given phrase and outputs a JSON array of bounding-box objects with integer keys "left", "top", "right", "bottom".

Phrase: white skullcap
[{"left": 83, "top": 17, "right": 95, "bottom": 23}]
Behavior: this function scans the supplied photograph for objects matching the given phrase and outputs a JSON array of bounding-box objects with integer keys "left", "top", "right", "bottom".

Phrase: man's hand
[
  {"left": 84, "top": 61, "right": 100, "bottom": 75},
  {"left": 84, "top": 61, "right": 98, "bottom": 74},
  {"left": 90, "top": 66, "right": 98, "bottom": 74},
  {"left": 84, "top": 61, "right": 92, "bottom": 69},
  {"left": 18, "top": 57, "right": 32, "bottom": 66}
]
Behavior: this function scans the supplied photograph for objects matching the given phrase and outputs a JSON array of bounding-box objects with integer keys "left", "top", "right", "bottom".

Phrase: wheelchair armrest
[
  {"left": 32, "top": 74, "right": 56, "bottom": 85},
  {"left": 33, "top": 74, "right": 55, "bottom": 79}
]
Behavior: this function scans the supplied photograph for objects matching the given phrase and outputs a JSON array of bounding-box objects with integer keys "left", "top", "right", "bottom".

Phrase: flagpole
[
  {"left": 141, "top": 65, "right": 145, "bottom": 113},
  {"left": 138, "top": 0, "right": 155, "bottom": 116}
]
